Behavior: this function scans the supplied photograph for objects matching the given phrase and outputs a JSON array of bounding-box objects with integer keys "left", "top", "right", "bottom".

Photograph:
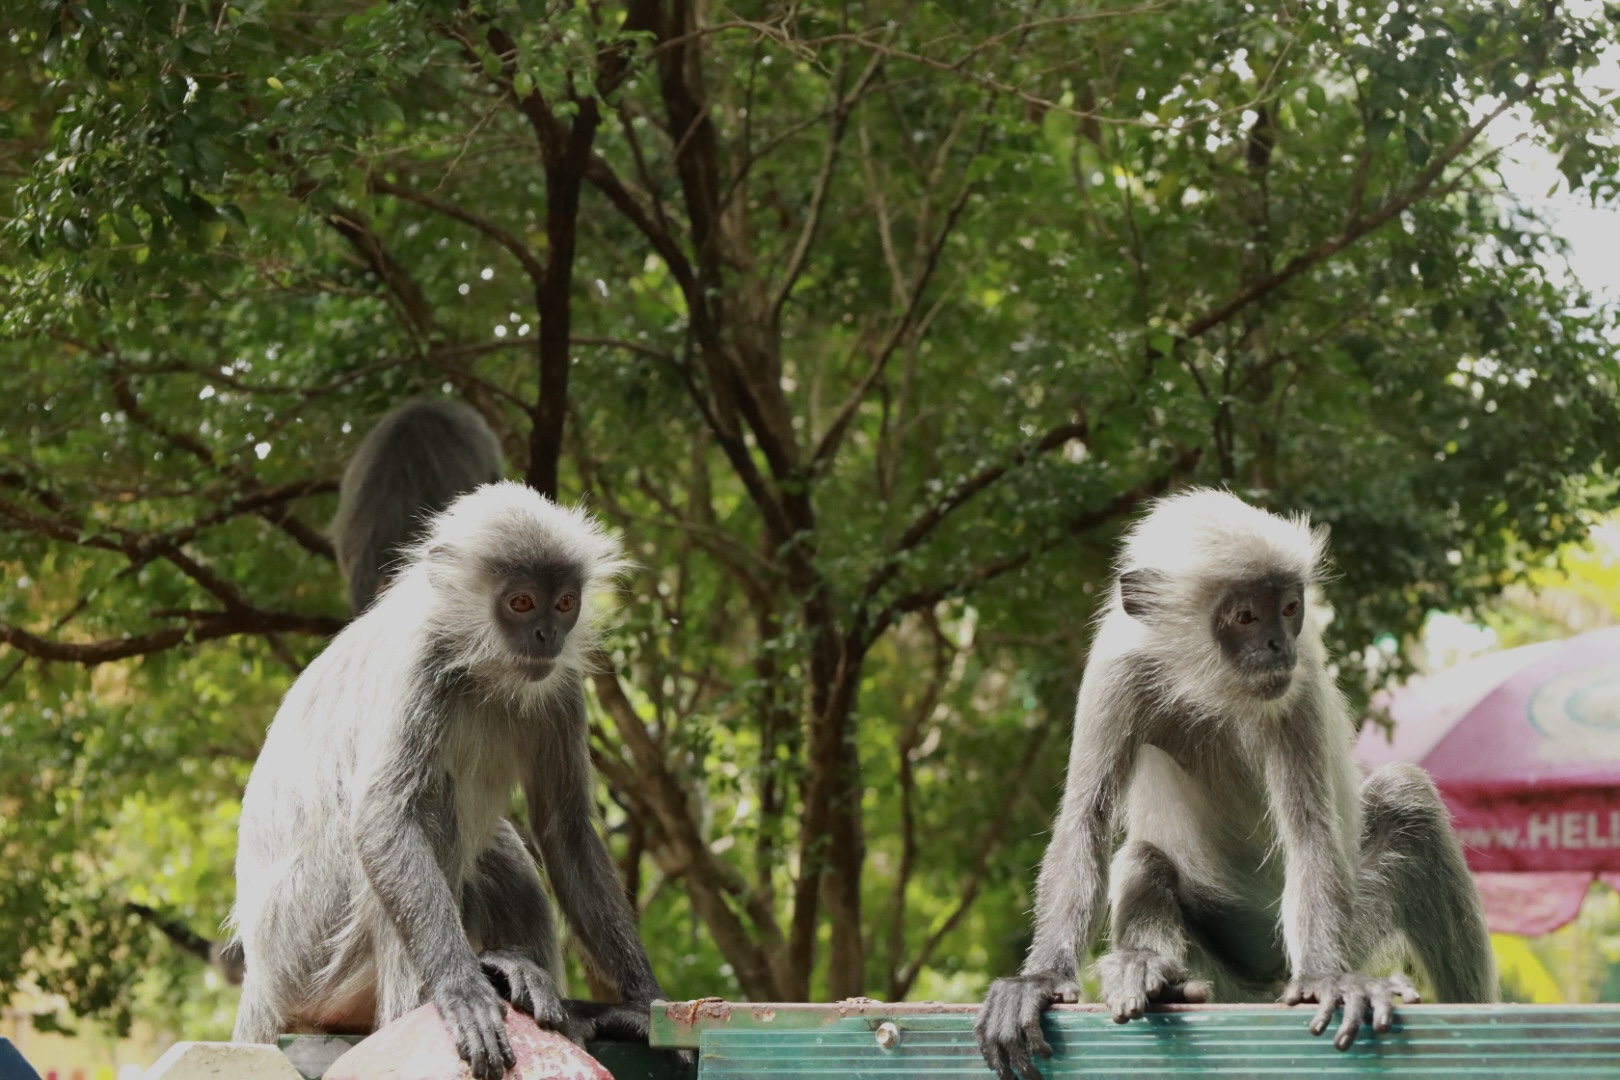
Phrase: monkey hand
[
  {"left": 1285, "top": 970, "right": 1421, "bottom": 1051},
  {"left": 975, "top": 970, "right": 1079, "bottom": 1080},
  {"left": 433, "top": 969, "right": 517, "bottom": 1080},
  {"left": 1097, "top": 948, "right": 1209, "bottom": 1023},
  {"left": 478, "top": 950, "right": 577, "bottom": 1038}
]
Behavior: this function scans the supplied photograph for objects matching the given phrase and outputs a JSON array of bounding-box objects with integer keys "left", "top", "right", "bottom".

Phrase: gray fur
[
  {"left": 231, "top": 481, "right": 666, "bottom": 1079},
  {"left": 977, "top": 490, "right": 1495, "bottom": 1080},
  {"left": 332, "top": 400, "right": 505, "bottom": 612}
]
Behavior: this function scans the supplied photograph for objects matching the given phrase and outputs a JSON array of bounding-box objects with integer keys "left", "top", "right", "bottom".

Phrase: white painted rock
[
  {"left": 143, "top": 1041, "right": 305, "bottom": 1080},
  {"left": 325, "top": 1004, "right": 613, "bottom": 1080}
]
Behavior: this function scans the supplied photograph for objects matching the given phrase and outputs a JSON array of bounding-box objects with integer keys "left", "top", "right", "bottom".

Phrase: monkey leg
[
  {"left": 1352, "top": 763, "right": 1498, "bottom": 1003},
  {"left": 463, "top": 819, "right": 563, "bottom": 976},
  {"left": 232, "top": 977, "right": 285, "bottom": 1043},
  {"left": 460, "top": 819, "right": 584, "bottom": 1037},
  {"left": 1098, "top": 841, "right": 1212, "bottom": 1022}
]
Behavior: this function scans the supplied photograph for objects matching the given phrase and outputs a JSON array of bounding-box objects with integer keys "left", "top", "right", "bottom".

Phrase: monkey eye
[
  {"left": 509, "top": 593, "right": 536, "bottom": 614},
  {"left": 555, "top": 593, "right": 578, "bottom": 614},
  {"left": 1283, "top": 601, "right": 1300, "bottom": 617},
  {"left": 1235, "top": 610, "right": 1256, "bottom": 625}
]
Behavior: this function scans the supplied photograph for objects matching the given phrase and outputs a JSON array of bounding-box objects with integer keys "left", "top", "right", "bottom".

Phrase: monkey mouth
[
  {"left": 1248, "top": 669, "right": 1294, "bottom": 700},
  {"left": 517, "top": 657, "right": 557, "bottom": 681}
]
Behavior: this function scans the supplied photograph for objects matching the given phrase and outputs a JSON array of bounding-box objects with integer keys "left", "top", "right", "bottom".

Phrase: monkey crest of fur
[
  {"left": 395, "top": 481, "right": 629, "bottom": 685},
  {"left": 1114, "top": 488, "right": 1331, "bottom": 718}
]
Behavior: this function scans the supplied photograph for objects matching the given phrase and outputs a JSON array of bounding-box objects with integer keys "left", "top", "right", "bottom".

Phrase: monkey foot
[
  {"left": 1097, "top": 949, "right": 1208, "bottom": 1023},
  {"left": 1285, "top": 970, "right": 1421, "bottom": 1050}
]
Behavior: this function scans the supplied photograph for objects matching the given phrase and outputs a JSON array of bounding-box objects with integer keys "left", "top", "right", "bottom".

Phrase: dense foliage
[{"left": 1, "top": 0, "right": 1617, "bottom": 1034}]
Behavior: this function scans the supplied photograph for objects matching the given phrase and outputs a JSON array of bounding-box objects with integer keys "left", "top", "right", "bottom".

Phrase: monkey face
[
  {"left": 1211, "top": 576, "right": 1305, "bottom": 699},
  {"left": 490, "top": 563, "right": 585, "bottom": 680}
]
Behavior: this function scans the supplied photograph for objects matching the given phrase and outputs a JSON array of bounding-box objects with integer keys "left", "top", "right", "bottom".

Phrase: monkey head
[
  {"left": 1209, "top": 573, "right": 1306, "bottom": 699},
  {"left": 491, "top": 563, "right": 585, "bottom": 681},
  {"left": 409, "top": 481, "right": 629, "bottom": 687},
  {"left": 1115, "top": 488, "right": 1328, "bottom": 713}
]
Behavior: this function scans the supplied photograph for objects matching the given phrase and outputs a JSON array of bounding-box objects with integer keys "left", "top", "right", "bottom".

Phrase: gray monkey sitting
[
  {"left": 976, "top": 489, "right": 1495, "bottom": 1080},
  {"left": 329, "top": 400, "right": 505, "bottom": 612},
  {"left": 229, "top": 410, "right": 676, "bottom": 1078}
]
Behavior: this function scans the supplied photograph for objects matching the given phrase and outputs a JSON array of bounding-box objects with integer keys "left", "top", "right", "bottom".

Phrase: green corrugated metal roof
[{"left": 652, "top": 1001, "right": 1620, "bottom": 1077}]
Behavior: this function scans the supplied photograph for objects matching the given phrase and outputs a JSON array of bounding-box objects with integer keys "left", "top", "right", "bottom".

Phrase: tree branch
[
  {"left": 810, "top": 113, "right": 991, "bottom": 471},
  {"left": 869, "top": 457, "right": 1192, "bottom": 639},
  {"left": 589, "top": 664, "right": 789, "bottom": 998},
  {"left": 890, "top": 710, "right": 1055, "bottom": 999},
  {"left": 862, "top": 418, "right": 1089, "bottom": 605},
  {"left": 769, "top": 46, "right": 887, "bottom": 323},
  {"left": 369, "top": 175, "right": 547, "bottom": 290},
  {"left": 1182, "top": 100, "right": 1512, "bottom": 341},
  {"left": 0, "top": 606, "right": 343, "bottom": 667}
]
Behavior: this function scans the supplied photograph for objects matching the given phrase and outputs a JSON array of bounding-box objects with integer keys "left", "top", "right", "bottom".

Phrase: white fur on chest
[{"left": 1123, "top": 742, "right": 1279, "bottom": 897}]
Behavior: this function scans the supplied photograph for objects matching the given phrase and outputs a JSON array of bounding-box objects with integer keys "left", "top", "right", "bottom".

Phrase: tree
[{"left": 1, "top": 0, "right": 1617, "bottom": 1031}]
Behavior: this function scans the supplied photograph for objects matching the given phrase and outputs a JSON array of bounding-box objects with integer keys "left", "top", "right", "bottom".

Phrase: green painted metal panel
[{"left": 652, "top": 1001, "right": 1620, "bottom": 1077}]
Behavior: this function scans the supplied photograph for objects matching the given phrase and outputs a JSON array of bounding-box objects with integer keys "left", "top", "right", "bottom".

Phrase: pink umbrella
[{"left": 1354, "top": 626, "right": 1620, "bottom": 936}]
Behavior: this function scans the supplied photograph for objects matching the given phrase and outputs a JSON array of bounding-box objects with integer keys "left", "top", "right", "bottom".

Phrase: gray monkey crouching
[
  {"left": 976, "top": 489, "right": 1495, "bottom": 1080},
  {"left": 330, "top": 400, "right": 505, "bottom": 613},
  {"left": 230, "top": 481, "right": 672, "bottom": 1079}
]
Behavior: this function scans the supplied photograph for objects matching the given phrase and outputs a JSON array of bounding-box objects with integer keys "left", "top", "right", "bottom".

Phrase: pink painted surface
[
  {"left": 324, "top": 1003, "right": 612, "bottom": 1080},
  {"left": 1354, "top": 627, "right": 1620, "bottom": 934}
]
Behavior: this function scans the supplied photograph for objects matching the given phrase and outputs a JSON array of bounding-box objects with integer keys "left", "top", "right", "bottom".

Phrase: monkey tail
[{"left": 331, "top": 401, "right": 505, "bottom": 612}]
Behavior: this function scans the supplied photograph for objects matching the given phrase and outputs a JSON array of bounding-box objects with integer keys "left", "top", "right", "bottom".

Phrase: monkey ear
[
  {"left": 1118, "top": 569, "right": 1167, "bottom": 621},
  {"left": 425, "top": 544, "right": 458, "bottom": 588}
]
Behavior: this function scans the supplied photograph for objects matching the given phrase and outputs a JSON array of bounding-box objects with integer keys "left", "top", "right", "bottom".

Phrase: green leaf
[{"left": 1404, "top": 125, "right": 1431, "bottom": 166}]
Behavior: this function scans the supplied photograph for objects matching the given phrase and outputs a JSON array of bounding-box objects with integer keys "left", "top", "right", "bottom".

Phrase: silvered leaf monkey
[
  {"left": 231, "top": 462, "right": 674, "bottom": 1076},
  {"left": 976, "top": 489, "right": 1494, "bottom": 1080}
]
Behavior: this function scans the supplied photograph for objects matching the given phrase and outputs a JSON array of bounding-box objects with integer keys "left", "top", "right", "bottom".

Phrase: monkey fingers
[
  {"left": 1097, "top": 948, "right": 1189, "bottom": 1023},
  {"left": 1287, "top": 972, "right": 1416, "bottom": 1052},
  {"left": 433, "top": 973, "right": 516, "bottom": 1080},
  {"left": 479, "top": 949, "right": 569, "bottom": 1031},
  {"left": 974, "top": 972, "right": 1076, "bottom": 1080}
]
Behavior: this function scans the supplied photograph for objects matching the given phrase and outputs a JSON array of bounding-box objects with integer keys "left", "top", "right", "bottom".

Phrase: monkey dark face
[
  {"left": 1212, "top": 576, "right": 1305, "bottom": 699},
  {"left": 491, "top": 563, "right": 585, "bottom": 680}
]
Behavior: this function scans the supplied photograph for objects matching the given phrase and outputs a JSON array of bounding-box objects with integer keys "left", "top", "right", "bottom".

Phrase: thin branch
[
  {"left": 862, "top": 419, "right": 1089, "bottom": 603},
  {"left": 891, "top": 711, "right": 1055, "bottom": 998},
  {"left": 769, "top": 45, "right": 887, "bottom": 322},
  {"left": 810, "top": 115, "right": 991, "bottom": 471},
  {"left": 0, "top": 606, "right": 344, "bottom": 666},
  {"left": 369, "top": 175, "right": 547, "bottom": 289},
  {"left": 1183, "top": 100, "right": 1512, "bottom": 341},
  {"left": 869, "top": 459, "right": 1191, "bottom": 638}
]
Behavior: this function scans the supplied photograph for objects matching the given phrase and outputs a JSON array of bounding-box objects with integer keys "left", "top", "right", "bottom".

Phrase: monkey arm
[
  {"left": 1263, "top": 711, "right": 1408, "bottom": 1051},
  {"left": 1262, "top": 714, "right": 1356, "bottom": 980},
  {"left": 1020, "top": 676, "right": 1142, "bottom": 978},
  {"left": 528, "top": 687, "right": 665, "bottom": 1005},
  {"left": 977, "top": 670, "right": 1141, "bottom": 1080},
  {"left": 353, "top": 695, "right": 515, "bottom": 1078}
]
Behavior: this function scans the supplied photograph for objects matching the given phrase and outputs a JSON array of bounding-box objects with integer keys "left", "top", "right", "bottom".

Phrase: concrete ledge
[
  {"left": 277, "top": 1035, "right": 362, "bottom": 1080},
  {"left": 143, "top": 1041, "right": 304, "bottom": 1080}
]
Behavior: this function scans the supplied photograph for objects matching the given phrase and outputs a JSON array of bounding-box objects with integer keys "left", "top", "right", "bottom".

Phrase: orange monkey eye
[
  {"left": 556, "top": 593, "right": 578, "bottom": 614},
  {"left": 1235, "top": 610, "right": 1256, "bottom": 625},
  {"left": 1283, "top": 602, "right": 1300, "bottom": 618},
  {"left": 509, "top": 594, "right": 536, "bottom": 614}
]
